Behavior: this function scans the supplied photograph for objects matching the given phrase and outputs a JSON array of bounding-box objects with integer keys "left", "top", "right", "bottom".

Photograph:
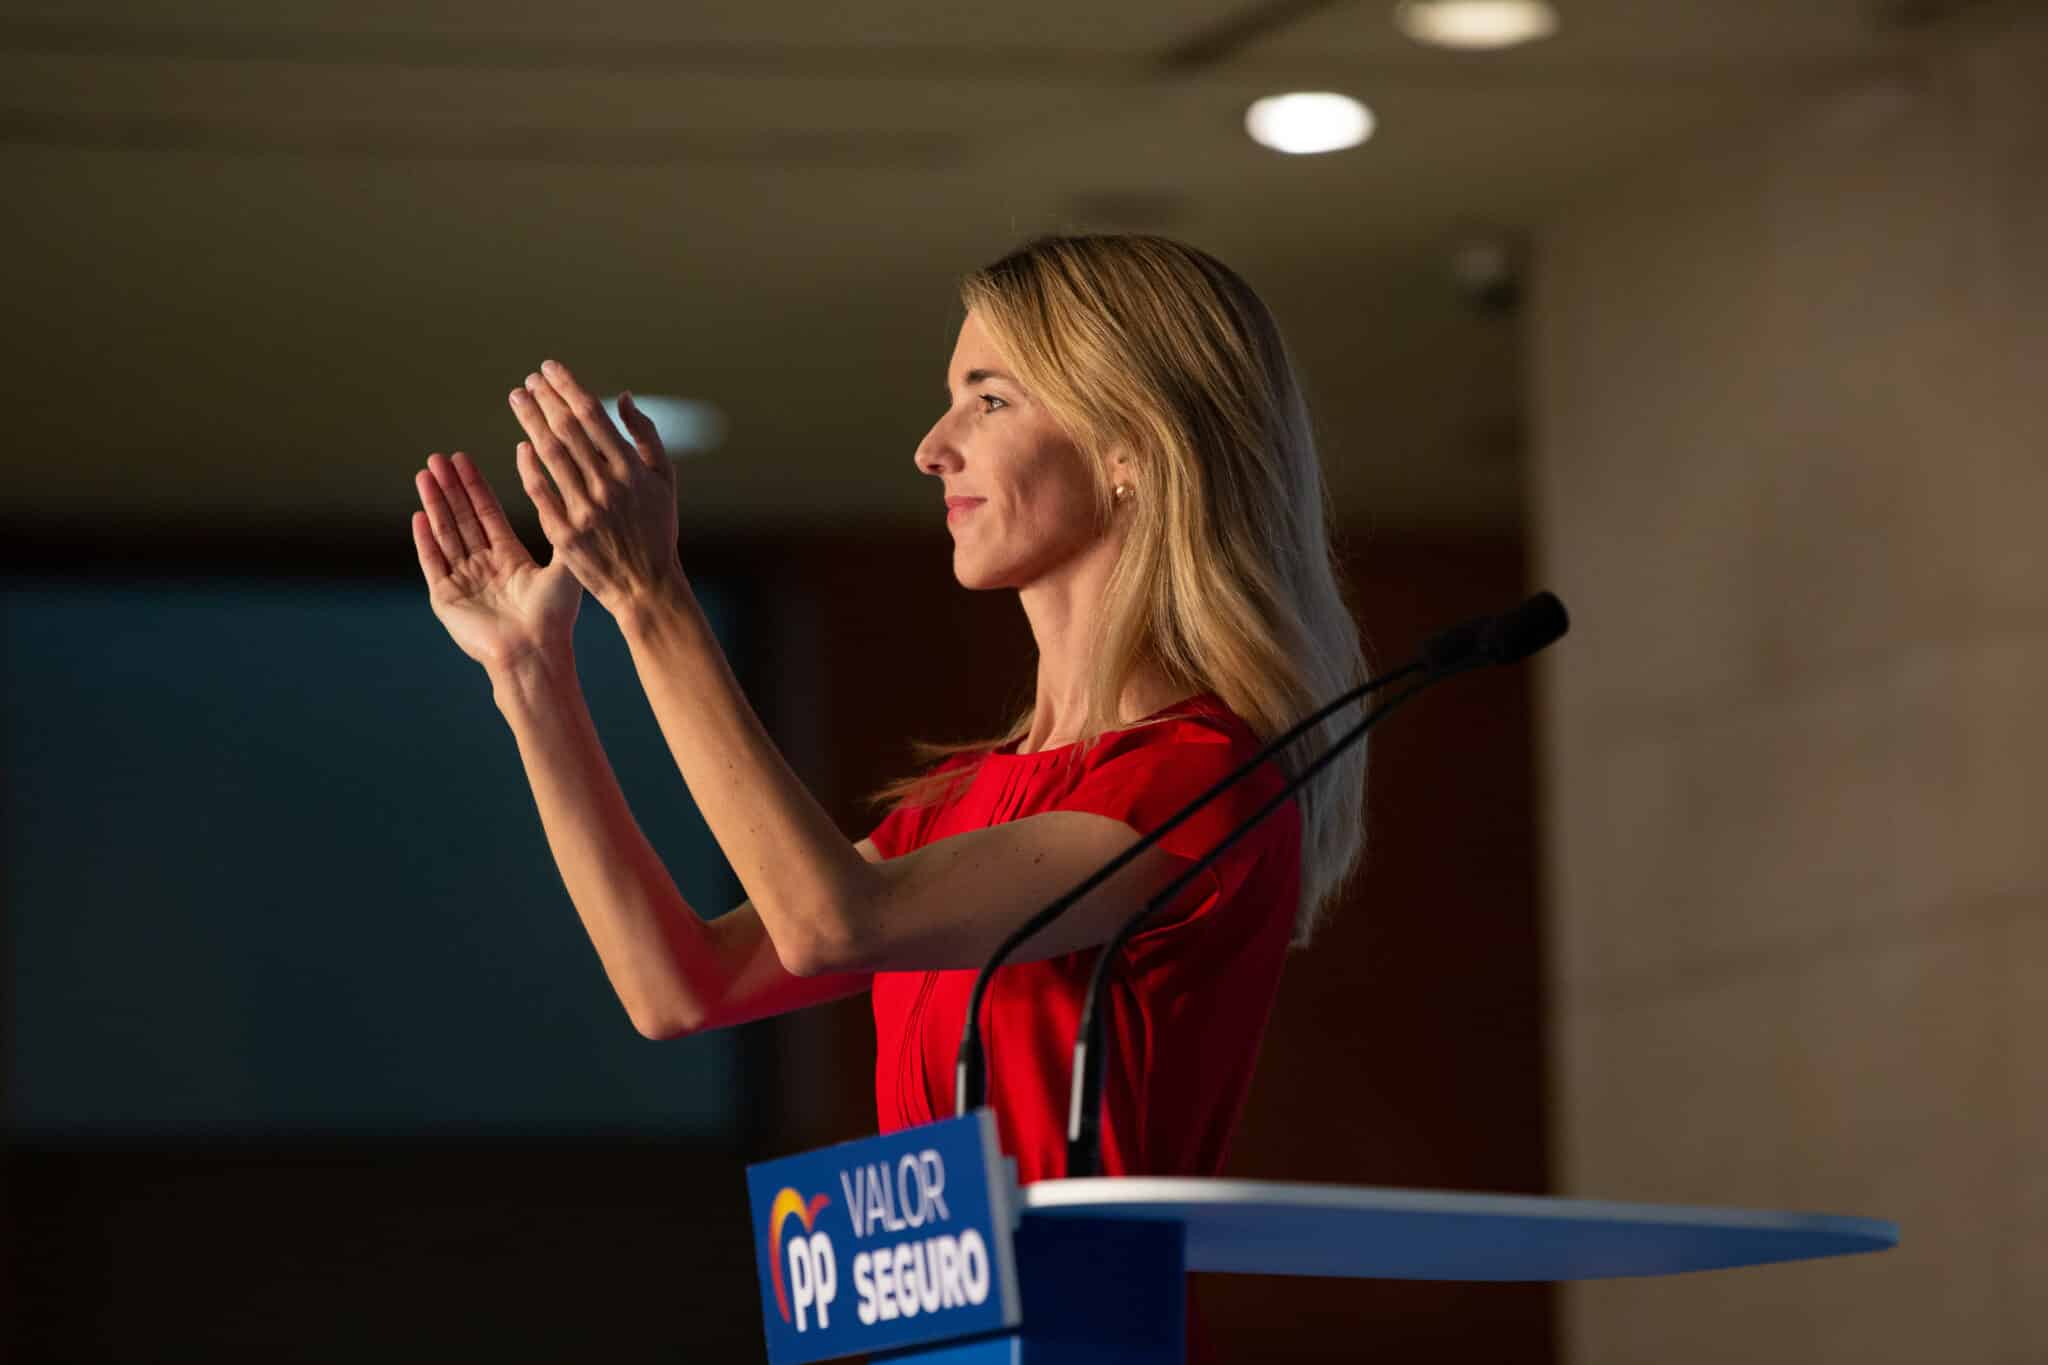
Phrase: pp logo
[{"left": 767, "top": 1187, "right": 839, "bottom": 1332}]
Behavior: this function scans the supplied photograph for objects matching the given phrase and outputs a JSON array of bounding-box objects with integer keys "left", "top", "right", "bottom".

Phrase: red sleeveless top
[{"left": 863, "top": 691, "right": 1302, "bottom": 1185}]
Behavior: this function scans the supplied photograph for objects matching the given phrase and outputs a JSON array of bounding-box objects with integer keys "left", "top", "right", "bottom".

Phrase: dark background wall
[
  {"left": 3, "top": 576, "right": 747, "bottom": 1139},
  {"left": 4, "top": 525, "right": 1546, "bottom": 1360}
]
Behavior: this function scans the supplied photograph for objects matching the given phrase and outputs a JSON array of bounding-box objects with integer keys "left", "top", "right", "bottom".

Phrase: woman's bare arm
[
  {"left": 409, "top": 440, "right": 869, "bottom": 1037},
  {"left": 489, "top": 647, "right": 872, "bottom": 1038},
  {"left": 496, "top": 361, "right": 1207, "bottom": 981},
  {"left": 684, "top": 844, "right": 882, "bottom": 1036}
]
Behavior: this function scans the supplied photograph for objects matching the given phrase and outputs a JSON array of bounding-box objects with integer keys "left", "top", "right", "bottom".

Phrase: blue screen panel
[{"left": 3, "top": 574, "right": 751, "bottom": 1138}]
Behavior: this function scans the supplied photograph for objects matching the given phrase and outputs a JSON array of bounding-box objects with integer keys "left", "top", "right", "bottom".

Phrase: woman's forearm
[
  {"left": 488, "top": 647, "right": 733, "bottom": 1037},
  {"left": 612, "top": 574, "right": 876, "bottom": 976}
]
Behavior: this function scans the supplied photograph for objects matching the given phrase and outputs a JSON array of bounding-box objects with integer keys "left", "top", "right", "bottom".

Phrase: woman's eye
[{"left": 977, "top": 393, "right": 1007, "bottom": 413}]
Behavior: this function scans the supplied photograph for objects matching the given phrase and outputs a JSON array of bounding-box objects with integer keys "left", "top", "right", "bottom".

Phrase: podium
[
  {"left": 884, "top": 1179, "right": 1897, "bottom": 1363},
  {"left": 745, "top": 1115, "right": 1898, "bottom": 1365}
]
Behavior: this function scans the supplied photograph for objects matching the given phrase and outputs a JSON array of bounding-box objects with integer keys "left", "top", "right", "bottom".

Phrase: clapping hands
[
  {"left": 410, "top": 360, "right": 683, "bottom": 672},
  {"left": 505, "top": 360, "right": 682, "bottom": 615}
]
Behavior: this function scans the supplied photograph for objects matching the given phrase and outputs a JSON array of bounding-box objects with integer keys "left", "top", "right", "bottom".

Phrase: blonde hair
[{"left": 866, "top": 233, "right": 1369, "bottom": 945}]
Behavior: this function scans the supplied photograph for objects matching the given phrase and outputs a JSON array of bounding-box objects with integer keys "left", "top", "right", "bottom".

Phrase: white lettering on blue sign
[
  {"left": 851, "top": 1229, "right": 990, "bottom": 1326},
  {"left": 787, "top": 1230, "right": 838, "bottom": 1332},
  {"left": 839, "top": 1149, "right": 951, "bottom": 1238},
  {"left": 748, "top": 1112, "right": 1015, "bottom": 1362}
]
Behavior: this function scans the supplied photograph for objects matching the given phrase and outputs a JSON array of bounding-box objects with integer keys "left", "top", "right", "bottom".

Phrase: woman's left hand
[{"left": 508, "top": 359, "right": 684, "bottom": 614}]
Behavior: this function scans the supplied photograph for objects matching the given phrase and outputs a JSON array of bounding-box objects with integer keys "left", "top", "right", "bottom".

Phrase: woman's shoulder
[
  {"left": 915, "top": 691, "right": 1274, "bottom": 800},
  {"left": 1082, "top": 691, "right": 1266, "bottom": 768},
  {"left": 1065, "top": 691, "right": 1294, "bottom": 827}
]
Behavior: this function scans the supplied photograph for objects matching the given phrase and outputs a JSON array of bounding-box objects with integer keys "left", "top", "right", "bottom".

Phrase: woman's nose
[{"left": 913, "top": 415, "right": 961, "bottom": 476}]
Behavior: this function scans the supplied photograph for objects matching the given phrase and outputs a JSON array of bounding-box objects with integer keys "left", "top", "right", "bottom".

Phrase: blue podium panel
[
  {"left": 877, "top": 1217, "right": 1185, "bottom": 1365},
  {"left": 746, "top": 1112, "right": 1021, "bottom": 1364},
  {"left": 880, "top": 1339, "right": 1019, "bottom": 1365},
  {"left": 1012, "top": 1216, "right": 1183, "bottom": 1365},
  {"left": 1019, "top": 1178, "right": 1899, "bottom": 1281}
]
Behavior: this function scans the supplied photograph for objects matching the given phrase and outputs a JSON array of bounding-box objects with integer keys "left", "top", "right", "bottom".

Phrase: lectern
[{"left": 745, "top": 1112, "right": 1898, "bottom": 1364}]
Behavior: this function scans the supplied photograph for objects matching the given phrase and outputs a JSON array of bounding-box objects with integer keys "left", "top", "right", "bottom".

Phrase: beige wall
[{"left": 1530, "top": 9, "right": 2046, "bottom": 1363}]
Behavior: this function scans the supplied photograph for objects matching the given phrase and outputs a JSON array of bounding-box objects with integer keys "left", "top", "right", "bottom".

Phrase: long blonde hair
[{"left": 866, "top": 233, "right": 1369, "bottom": 945}]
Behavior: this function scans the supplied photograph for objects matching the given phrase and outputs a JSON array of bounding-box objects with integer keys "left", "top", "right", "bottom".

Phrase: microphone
[
  {"left": 953, "top": 591, "right": 1569, "bottom": 1118},
  {"left": 1419, "top": 589, "right": 1568, "bottom": 672},
  {"left": 1063, "top": 591, "right": 1569, "bottom": 1177}
]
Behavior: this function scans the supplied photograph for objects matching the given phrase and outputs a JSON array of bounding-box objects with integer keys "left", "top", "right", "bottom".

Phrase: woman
[{"left": 408, "top": 233, "right": 1367, "bottom": 1186}]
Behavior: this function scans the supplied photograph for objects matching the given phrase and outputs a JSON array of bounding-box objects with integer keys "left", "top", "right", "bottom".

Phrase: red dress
[{"left": 864, "top": 691, "right": 1302, "bottom": 1185}]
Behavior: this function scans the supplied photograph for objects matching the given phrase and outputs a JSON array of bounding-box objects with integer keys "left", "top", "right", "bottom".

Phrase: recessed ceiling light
[
  {"left": 602, "top": 394, "right": 725, "bottom": 458},
  {"left": 1244, "top": 92, "right": 1376, "bottom": 155},
  {"left": 1394, "top": 0, "right": 1560, "bottom": 51}
]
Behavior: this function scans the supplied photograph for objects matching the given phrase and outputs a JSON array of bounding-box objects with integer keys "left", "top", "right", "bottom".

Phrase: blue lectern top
[{"left": 1019, "top": 1178, "right": 1899, "bottom": 1281}]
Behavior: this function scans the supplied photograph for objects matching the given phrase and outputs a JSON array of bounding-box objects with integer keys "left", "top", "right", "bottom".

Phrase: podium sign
[{"left": 746, "top": 1110, "right": 1022, "bottom": 1365}]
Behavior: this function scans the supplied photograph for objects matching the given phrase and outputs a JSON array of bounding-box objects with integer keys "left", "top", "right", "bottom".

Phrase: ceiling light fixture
[
  {"left": 1394, "top": 0, "right": 1560, "bottom": 50},
  {"left": 1244, "top": 92, "right": 1376, "bottom": 155},
  {"left": 603, "top": 394, "right": 725, "bottom": 458}
]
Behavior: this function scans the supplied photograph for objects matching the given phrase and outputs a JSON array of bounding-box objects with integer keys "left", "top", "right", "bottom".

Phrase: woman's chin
[{"left": 949, "top": 549, "right": 1013, "bottom": 593}]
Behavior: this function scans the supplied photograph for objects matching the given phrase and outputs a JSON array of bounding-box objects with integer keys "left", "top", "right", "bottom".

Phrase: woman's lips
[{"left": 946, "top": 499, "right": 985, "bottom": 523}]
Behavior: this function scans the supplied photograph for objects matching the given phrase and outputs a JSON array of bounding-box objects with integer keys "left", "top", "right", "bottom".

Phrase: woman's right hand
[{"left": 411, "top": 450, "right": 582, "bottom": 672}]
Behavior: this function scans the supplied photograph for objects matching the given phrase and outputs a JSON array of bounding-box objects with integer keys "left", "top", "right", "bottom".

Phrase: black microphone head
[
  {"left": 1480, "top": 592, "right": 1569, "bottom": 665},
  {"left": 1419, "top": 619, "right": 1489, "bottom": 675}
]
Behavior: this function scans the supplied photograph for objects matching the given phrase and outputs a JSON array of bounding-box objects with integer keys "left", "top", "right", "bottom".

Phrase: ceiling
[{"left": 0, "top": 1, "right": 1949, "bottom": 543}]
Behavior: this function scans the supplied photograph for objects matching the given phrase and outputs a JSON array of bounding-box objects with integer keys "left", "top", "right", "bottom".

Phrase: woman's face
[{"left": 914, "top": 311, "right": 1115, "bottom": 591}]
